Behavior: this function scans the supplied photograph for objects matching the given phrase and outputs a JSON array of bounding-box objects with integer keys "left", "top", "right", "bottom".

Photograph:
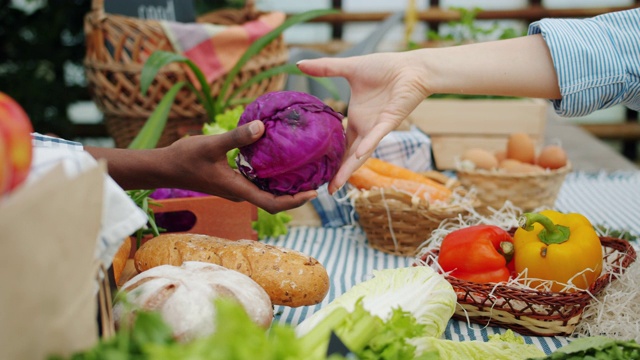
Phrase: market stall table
[{"left": 263, "top": 170, "right": 640, "bottom": 355}]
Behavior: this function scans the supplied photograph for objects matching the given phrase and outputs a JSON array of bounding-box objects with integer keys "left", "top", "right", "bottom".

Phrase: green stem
[
  {"left": 499, "top": 241, "right": 515, "bottom": 264},
  {"left": 298, "top": 307, "right": 349, "bottom": 360},
  {"left": 519, "top": 213, "right": 570, "bottom": 245}
]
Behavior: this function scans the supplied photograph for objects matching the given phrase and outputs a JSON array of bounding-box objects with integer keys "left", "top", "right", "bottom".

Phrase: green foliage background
[{"left": 0, "top": 0, "right": 91, "bottom": 138}]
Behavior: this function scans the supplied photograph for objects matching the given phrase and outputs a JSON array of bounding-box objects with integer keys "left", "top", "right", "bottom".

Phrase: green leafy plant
[
  {"left": 426, "top": 7, "right": 525, "bottom": 45},
  {"left": 139, "top": 9, "right": 340, "bottom": 121}
]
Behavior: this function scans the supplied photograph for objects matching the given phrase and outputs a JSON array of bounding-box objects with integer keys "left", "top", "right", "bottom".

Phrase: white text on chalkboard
[{"left": 138, "top": 0, "right": 176, "bottom": 21}]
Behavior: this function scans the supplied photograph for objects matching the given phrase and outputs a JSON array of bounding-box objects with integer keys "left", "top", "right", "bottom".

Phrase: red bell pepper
[{"left": 437, "top": 225, "right": 515, "bottom": 283}]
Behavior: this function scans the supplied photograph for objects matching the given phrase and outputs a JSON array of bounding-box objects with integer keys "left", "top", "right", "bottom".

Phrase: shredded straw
[
  {"left": 414, "top": 204, "right": 626, "bottom": 296},
  {"left": 572, "top": 259, "right": 640, "bottom": 342}
]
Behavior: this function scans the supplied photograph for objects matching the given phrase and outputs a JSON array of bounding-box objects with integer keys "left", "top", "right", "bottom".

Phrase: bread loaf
[
  {"left": 114, "top": 261, "right": 273, "bottom": 342},
  {"left": 134, "top": 233, "right": 330, "bottom": 307},
  {"left": 112, "top": 237, "right": 131, "bottom": 285}
]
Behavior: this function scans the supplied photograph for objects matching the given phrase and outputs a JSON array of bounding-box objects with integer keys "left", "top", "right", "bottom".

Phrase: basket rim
[
  {"left": 353, "top": 187, "right": 429, "bottom": 206},
  {"left": 353, "top": 186, "right": 481, "bottom": 214},
  {"left": 457, "top": 162, "right": 572, "bottom": 179}
]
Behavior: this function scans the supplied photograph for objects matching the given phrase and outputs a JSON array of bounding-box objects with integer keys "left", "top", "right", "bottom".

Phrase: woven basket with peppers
[{"left": 416, "top": 210, "right": 636, "bottom": 337}]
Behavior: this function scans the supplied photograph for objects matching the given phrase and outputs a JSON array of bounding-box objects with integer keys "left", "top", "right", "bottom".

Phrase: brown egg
[
  {"left": 461, "top": 148, "right": 499, "bottom": 170},
  {"left": 499, "top": 159, "right": 545, "bottom": 174},
  {"left": 506, "top": 133, "right": 536, "bottom": 164},
  {"left": 537, "top": 145, "right": 568, "bottom": 170},
  {"left": 495, "top": 149, "right": 507, "bottom": 163}
]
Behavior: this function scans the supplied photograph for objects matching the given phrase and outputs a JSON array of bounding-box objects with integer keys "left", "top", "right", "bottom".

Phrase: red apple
[
  {"left": 0, "top": 92, "right": 33, "bottom": 195},
  {"left": 0, "top": 135, "right": 9, "bottom": 194}
]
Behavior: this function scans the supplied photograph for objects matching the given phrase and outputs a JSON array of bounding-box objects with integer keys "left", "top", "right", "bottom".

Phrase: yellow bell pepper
[{"left": 513, "top": 210, "right": 603, "bottom": 292}]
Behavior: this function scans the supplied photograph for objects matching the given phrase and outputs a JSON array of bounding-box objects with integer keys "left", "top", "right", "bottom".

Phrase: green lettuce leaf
[
  {"left": 532, "top": 337, "right": 640, "bottom": 360},
  {"left": 296, "top": 266, "right": 456, "bottom": 340},
  {"left": 410, "top": 330, "right": 545, "bottom": 360},
  {"left": 253, "top": 208, "right": 292, "bottom": 239}
]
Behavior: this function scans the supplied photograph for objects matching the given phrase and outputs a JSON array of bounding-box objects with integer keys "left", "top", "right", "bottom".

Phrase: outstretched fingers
[
  {"left": 296, "top": 57, "right": 353, "bottom": 78},
  {"left": 328, "top": 121, "right": 398, "bottom": 194}
]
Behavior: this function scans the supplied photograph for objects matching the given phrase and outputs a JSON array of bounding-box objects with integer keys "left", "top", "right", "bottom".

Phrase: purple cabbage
[
  {"left": 150, "top": 188, "right": 208, "bottom": 200},
  {"left": 150, "top": 188, "right": 208, "bottom": 232},
  {"left": 236, "top": 91, "right": 346, "bottom": 195}
]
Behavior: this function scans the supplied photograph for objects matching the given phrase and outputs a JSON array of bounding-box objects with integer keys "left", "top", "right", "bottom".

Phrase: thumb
[
  {"left": 219, "top": 120, "right": 265, "bottom": 150},
  {"left": 297, "top": 57, "right": 351, "bottom": 78}
]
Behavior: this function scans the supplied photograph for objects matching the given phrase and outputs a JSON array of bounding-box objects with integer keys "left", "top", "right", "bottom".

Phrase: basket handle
[
  {"left": 243, "top": 0, "right": 258, "bottom": 19},
  {"left": 90, "top": 0, "right": 105, "bottom": 19}
]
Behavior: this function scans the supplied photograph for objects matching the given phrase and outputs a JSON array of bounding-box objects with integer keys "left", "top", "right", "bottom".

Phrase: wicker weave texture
[
  {"left": 355, "top": 188, "right": 475, "bottom": 256},
  {"left": 426, "top": 236, "right": 636, "bottom": 336},
  {"left": 83, "top": 0, "right": 288, "bottom": 147},
  {"left": 457, "top": 164, "right": 571, "bottom": 212}
]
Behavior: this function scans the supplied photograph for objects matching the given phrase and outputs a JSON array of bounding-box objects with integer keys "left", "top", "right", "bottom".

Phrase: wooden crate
[
  {"left": 407, "top": 98, "right": 548, "bottom": 170},
  {"left": 150, "top": 196, "right": 258, "bottom": 240},
  {"left": 126, "top": 196, "right": 257, "bottom": 258}
]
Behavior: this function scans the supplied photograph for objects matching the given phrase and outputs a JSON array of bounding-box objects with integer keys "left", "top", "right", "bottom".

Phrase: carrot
[
  {"left": 362, "top": 158, "right": 452, "bottom": 199},
  {"left": 348, "top": 165, "right": 452, "bottom": 202}
]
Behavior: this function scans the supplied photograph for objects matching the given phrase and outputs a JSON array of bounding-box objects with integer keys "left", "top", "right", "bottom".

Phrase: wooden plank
[
  {"left": 407, "top": 98, "right": 547, "bottom": 136},
  {"left": 305, "top": 5, "right": 639, "bottom": 24},
  {"left": 580, "top": 122, "right": 640, "bottom": 140}
]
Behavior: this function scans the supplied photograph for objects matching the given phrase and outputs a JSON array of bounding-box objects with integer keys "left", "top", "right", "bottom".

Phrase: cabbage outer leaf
[{"left": 295, "top": 266, "right": 456, "bottom": 339}]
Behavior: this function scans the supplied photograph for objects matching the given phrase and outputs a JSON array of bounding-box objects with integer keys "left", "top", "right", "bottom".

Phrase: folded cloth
[
  {"left": 311, "top": 126, "right": 434, "bottom": 227},
  {"left": 28, "top": 133, "right": 148, "bottom": 267},
  {"left": 160, "top": 11, "right": 286, "bottom": 85}
]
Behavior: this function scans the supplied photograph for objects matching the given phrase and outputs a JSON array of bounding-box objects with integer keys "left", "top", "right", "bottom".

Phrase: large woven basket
[
  {"left": 354, "top": 175, "right": 478, "bottom": 256},
  {"left": 457, "top": 163, "right": 571, "bottom": 212},
  {"left": 421, "top": 235, "right": 636, "bottom": 336},
  {"left": 84, "top": 0, "right": 288, "bottom": 148}
]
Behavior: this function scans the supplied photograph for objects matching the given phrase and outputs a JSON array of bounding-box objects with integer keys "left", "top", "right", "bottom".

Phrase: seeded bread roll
[{"left": 134, "top": 233, "right": 330, "bottom": 307}]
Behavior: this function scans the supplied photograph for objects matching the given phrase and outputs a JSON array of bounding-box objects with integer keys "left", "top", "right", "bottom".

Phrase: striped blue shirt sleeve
[{"left": 528, "top": 8, "right": 640, "bottom": 117}]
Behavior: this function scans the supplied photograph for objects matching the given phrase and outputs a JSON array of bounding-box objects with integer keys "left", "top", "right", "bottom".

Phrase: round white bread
[{"left": 114, "top": 261, "right": 273, "bottom": 342}]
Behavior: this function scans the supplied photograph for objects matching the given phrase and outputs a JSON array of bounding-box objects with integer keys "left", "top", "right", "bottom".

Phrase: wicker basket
[
  {"left": 83, "top": 0, "right": 288, "bottom": 148},
  {"left": 354, "top": 176, "right": 478, "bottom": 256},
  {"left": 422, "top": 236, "right": 636, "bottom": 336},
  {"left": 457, "top": 163, "right": 571, "bottom": 212}
]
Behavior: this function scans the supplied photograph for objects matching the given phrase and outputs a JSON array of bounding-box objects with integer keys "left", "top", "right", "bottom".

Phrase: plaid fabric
[
  {"left": 311, "top": 126, "right": 433, "bottom": 227},
  {"left": 160, "top": 11, "right": 286, "bottom": 85}
]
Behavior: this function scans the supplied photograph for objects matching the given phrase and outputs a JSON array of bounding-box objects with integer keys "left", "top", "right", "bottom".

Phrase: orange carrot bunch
[{"left": 348, "top": 158, "right": 452, "bottom": 203}]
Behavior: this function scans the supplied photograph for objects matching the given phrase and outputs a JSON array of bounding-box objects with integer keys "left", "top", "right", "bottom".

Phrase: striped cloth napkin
[{"left": 160, "top": 11, "right": 286, "bottom": 85}]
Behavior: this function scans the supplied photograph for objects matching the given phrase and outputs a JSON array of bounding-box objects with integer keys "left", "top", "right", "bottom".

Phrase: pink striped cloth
[{"left": 160, "top": 11, "right": 286, "bottom": 85}]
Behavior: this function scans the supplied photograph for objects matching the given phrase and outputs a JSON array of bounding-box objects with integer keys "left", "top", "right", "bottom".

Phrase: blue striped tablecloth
[{"left": 262, "top": 171, "right": 640, "bottom": 355}]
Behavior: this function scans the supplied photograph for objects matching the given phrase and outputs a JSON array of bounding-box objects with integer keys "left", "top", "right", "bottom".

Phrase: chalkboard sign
[{"left": 104, "top": 0, "right": 196, "bottom": 22}]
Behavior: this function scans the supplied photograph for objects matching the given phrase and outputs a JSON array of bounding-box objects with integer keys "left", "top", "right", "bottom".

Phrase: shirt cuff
[{"left": 528, "top": 18, "right": 627, "bottom": 117}]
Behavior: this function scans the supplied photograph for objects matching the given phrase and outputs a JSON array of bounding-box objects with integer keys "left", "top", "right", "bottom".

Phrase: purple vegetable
[
  {"left": 236, "top": 91, "right": 347, "bottom": 195},
  {"left": 150, "top": 188, "right": 208, "bottom": 232},
  {"left": 150, "top": 188, "right": 208, "bottom": 200}
]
